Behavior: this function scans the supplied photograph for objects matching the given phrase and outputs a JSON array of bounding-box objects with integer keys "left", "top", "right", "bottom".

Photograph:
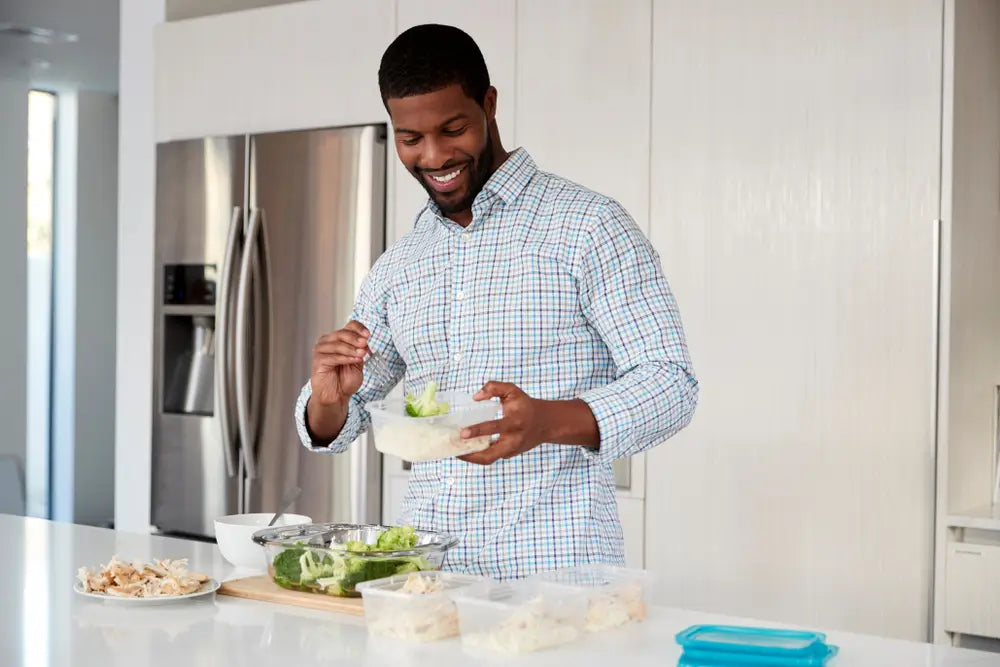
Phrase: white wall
[
  {"left": 646, "top": 0, "right": 941, "bottom": 641},
  {"left": 115, "top": 0, "right": 164, "bottom": 533},
  {"left": 0, "top": 79, "right": 28, "bottom": 478}
]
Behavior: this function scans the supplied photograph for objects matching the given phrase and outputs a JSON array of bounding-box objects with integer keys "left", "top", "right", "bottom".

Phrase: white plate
[{"left": 73, "top": 578, "right": 220, "bottom": 605}]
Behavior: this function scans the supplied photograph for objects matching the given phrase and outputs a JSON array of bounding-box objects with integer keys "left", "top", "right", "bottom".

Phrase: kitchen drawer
[{"left": 945, "top": 542, "right": 1000, "bottom": 638}]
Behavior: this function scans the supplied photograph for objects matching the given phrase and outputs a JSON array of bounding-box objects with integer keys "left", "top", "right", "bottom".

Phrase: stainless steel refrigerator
[{"left": 151, "top": 125, "right": 386, "bottom": 539}]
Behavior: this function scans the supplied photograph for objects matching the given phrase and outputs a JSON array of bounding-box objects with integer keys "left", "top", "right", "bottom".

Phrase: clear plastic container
[
  {"left": 250, "top": 523, "right": 458, "bottom": 597},
  {"left": 365, "top": 392, "right": 500, "bottom": 462},
  {"left": 356, "top": 571, "right": 486, "bottom": 642},
  {"left": 529, "top": 564, "right": 650, "bottom": 632},
  {"left": 451, "top": 579, "right": 589, "bottom": 654}
]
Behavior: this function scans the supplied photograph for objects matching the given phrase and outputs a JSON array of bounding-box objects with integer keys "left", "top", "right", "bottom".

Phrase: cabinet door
[
  {"left": 387, "top": 0, "right": 517, "bottom": 245},
  {"left": 946, "top": 542, "right": 1000, "bottom": 638},
  {"left": 515, "top": 0, "right": 651, "bottom": 230},
  {"left": 647, "top": 0, "right": 941, "bottom": 641}
]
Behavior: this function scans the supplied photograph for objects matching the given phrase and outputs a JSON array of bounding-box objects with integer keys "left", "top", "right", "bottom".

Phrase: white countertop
[{"left": 2, "top": 514, "right": 998, "bottom": 667}]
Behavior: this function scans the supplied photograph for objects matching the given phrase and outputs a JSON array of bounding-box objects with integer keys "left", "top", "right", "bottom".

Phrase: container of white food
[
  {"left": 357, "top": 571, "right": 486, "bottom": 642},
  {"left": 365, "top": 392, "right": 500, "bottom": 462},
  {"left": 451, "top": 579, "right": 589, "bottom": 654}
]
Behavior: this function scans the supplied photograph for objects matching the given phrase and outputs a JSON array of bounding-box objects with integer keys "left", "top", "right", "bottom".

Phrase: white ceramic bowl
[{"left": 214, "top": 513, "right": 312, "bottom": 570}]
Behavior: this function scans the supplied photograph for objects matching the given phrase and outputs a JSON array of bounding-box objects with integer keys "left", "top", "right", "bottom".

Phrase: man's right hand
[{"left": 306, "top": 320, "right": 370, "bottom": 441}]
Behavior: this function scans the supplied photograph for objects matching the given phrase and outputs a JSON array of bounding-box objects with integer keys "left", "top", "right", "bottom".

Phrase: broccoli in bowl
[{"left": 253, "top": 523, "right": 457, "bottom": 598}]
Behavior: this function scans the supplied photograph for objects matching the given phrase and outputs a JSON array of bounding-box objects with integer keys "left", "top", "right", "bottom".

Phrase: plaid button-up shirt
[{"left": 295, "top": 148, "right": 698, "bottom": 578}]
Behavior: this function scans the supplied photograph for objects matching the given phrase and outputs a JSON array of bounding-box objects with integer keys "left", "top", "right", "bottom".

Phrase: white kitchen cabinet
[
  {"left": 154, "top": 0, "right": 394, "bottom": 141},
  {"left": 387, "top": 0, "right": 516, "bottom": 245},
  {"left": 514, "top": 0, "right": 651, "bottom": 232},
  {"left": 945, "top": 541, "right": 1000, "bottom": 638},
  {"left": 647, "top": 0, "right": 942, "bottom": 641}
]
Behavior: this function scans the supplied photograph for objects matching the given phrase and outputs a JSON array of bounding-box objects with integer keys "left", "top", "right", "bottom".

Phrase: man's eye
[
  {"left": 401, "top": 136, "right": 420, "bottom": 146},
  {"left": 442, "top": 126, "right": 467, "bottom": 137}
]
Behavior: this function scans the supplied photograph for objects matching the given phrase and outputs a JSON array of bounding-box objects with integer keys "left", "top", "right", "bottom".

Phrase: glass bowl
[{"left": 251, "top": 523, "right": 458, "bottom": 597}]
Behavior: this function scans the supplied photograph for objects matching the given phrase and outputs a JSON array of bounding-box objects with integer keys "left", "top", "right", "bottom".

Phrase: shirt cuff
[
  {"left": 294, "top": 382, "right": 363, "bottom": 453},
  {"left": 579, "top": 384, "right": 635, "bottom": 463}
]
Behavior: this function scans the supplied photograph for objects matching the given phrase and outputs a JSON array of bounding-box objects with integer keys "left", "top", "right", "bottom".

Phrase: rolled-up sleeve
[
  {"left": 576, "top": 200, "right": 698, "bottom": 463},
  {"left": 294, "top": 266, "right": 405, "bottom": 454}
]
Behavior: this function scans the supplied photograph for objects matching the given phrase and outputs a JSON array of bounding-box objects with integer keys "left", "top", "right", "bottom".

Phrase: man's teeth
[{"left": 431, "top": 168, "right": 462, "bottom": 183}]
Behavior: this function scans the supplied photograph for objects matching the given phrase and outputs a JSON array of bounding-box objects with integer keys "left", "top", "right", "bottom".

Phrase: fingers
[
  {"left": 474, "top": 381, "right": 519, "bottom": 401},
  {"left": 343, "top": 320, "right": 370, "bottom": 337},
  {"left": 459, "top": 442, "right": 507, "bottom": 465},
  {"left": 460, "top": 419, "right": 504, "bottom": 440},
  {"left": 315, "top": 340, "right": 369, "bottom": 359}
]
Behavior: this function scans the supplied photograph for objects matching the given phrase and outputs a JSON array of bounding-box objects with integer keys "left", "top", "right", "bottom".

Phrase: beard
[{"left": 414, "top": 133, "right": 495, "bottom": 215}]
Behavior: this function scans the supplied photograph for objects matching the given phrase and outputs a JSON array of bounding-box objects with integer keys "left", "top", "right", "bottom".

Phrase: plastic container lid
[{"left": 676, "top": 625, "right": 839, "bottom": 666}]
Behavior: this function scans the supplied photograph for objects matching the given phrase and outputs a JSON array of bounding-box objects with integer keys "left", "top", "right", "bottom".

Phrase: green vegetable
[
  {"left": 375, "top": 525, "right": 418, "bottom": 550},
  {"left": 272, "top": 547, "right": 306, "bottom": 582},
  {"left": 405, "top": 381, "right": 450, "bottom": 417},
  {"left": 270, "top": 526, "right": 432, "bottom": 597}
]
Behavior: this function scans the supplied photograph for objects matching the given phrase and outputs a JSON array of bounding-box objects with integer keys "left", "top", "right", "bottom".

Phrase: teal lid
[{"left": 676, "top": 624, "right": 838, "bottom": 664}]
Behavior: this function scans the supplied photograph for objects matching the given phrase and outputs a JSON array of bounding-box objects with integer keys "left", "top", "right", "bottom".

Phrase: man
[{"left": 295, "top": 24, "right": 698, "bottom": 579}]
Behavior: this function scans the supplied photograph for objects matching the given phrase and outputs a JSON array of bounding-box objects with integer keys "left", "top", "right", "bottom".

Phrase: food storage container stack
[
  {"left": 529, "top": 564, "right": 651, "bottom": 632},
  {"left": 356, "top": 571, "right": 486, "bottom": 642},
  {"left": 450, "top": 578, "right": 589, "bottom": 654}
]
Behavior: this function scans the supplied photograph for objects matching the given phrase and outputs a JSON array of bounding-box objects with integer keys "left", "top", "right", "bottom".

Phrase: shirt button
[
  {"left": 445, "top": 478, "right": 456, "bottom": 487},
  {"left": 461, "top": 234, "right": 472, "bottom": 243},
  {"left": 453, "top": 352, "right": 464, "bottom": 363},
  {"left": 455, "top": 290, "right": 465, "bottom": 301}
]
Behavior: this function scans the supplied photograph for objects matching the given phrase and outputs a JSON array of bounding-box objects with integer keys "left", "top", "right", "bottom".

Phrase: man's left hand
[{"left": 458, "top": 381, "right": 547, "bottom": 465}]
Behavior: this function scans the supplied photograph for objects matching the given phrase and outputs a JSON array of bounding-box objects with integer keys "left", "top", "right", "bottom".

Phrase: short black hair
[{"left": 378, "top": 24, "right": 491, "bottom": 108}]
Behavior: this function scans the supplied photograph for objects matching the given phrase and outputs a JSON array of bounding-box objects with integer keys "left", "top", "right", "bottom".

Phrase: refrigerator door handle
[
  {"left": 251, "top": 208, "right": 273, "bottom": 477},
  {"left": 235, "top": 208, "right": 262, "bottom": 479},
  {"left": 215, "top": 205, "right": 241, "bottom": 478}
]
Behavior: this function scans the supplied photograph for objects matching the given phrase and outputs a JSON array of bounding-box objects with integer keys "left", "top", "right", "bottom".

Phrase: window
[{"left": 26, "top": 90, "right": 56, "bottom": 519}]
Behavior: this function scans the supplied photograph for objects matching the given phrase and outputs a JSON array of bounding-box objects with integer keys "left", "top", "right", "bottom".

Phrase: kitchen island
[{"left": 2, "top": 514, "right": 997, "bottom": 666}]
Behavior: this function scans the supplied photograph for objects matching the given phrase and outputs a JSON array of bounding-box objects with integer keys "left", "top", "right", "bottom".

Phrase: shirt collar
[{"left": 425, "top": 147, "right": 536, "bottom": 224}]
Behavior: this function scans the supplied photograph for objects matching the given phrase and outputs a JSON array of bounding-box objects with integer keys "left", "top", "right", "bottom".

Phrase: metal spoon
[{"left": 267, "top": 485, "right": 302, "bottom": 526}]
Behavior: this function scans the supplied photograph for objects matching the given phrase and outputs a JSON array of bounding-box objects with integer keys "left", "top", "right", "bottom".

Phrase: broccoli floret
[
  {"left": 405, "top": 381, "right": 450, "bottom": 417},
  {"left": 375, "top": 525, "right": 418, "bottom": 550},
  {"left": 272, "top": 548, "right": 305, "bottom": 583}
]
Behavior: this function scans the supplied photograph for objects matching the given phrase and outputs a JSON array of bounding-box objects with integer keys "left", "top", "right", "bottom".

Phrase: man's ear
[{"left": 482, "top": 86, "right": 498, "bottom": 122}]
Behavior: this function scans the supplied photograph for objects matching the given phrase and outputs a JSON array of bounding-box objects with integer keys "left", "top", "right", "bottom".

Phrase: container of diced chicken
[
  {"left": 528, "top": 564, "right": 650, "bottom": 632},
  {"left": 365, "top": 382, "right": 500, "bottom": 463},
  {"left": 356, "top": 571, "right": 486, "bottom": 642},
  {"left": 450, "top": 578, "right": 589, "bottom": 654}
]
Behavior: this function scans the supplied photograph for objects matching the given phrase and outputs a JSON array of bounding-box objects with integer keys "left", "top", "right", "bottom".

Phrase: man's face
[{"left": 387, "top": 83, "right": 496, "bottom": 216}]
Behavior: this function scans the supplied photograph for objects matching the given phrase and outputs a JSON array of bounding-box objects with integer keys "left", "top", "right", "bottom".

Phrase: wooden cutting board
[{"left": 217, "top": 575, "right": 365, "bottom": 616}]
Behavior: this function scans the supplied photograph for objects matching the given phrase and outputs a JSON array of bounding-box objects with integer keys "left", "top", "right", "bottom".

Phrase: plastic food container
[
  {"left": 356, "top": 571, "right": 486, "bottom": 642},
  {"left": 451, "top": 579, "right": 589, "bottom": 654},
  {"left": 251, "top": 523, "right": 458, "bottom": 597},
  {"left": 675, "top": 625, "right": 840, "bottom": 666},
  {"left": 530, "top": 564, "right": 650, "bottom": 632},
  {"left": 365, "top": 392, "right": 500, "bottom": 462}
]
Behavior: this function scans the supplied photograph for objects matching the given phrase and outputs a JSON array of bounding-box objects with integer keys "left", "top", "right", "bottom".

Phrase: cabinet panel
[
  {"left": 946, "top": 543, "right": 1000, "bottom": 638},
  {"left": 646, "top": 0, "right": 941, "bottom": 640},
  {"left": 155, "top": 0, "right": 394, "bottom": 140},
  {"left": 515, "top": 0, "right": 651, "bottom": 232}
]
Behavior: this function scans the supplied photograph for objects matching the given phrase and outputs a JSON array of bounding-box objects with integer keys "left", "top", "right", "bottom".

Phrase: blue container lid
[{"left": 676, "top": 624, "right": 833, "bottom": 658}]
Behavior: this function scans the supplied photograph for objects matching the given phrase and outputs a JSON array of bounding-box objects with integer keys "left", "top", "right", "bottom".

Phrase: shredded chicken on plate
[{"left": 76, "top": 555, "right": 210, "bottom": 598}]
